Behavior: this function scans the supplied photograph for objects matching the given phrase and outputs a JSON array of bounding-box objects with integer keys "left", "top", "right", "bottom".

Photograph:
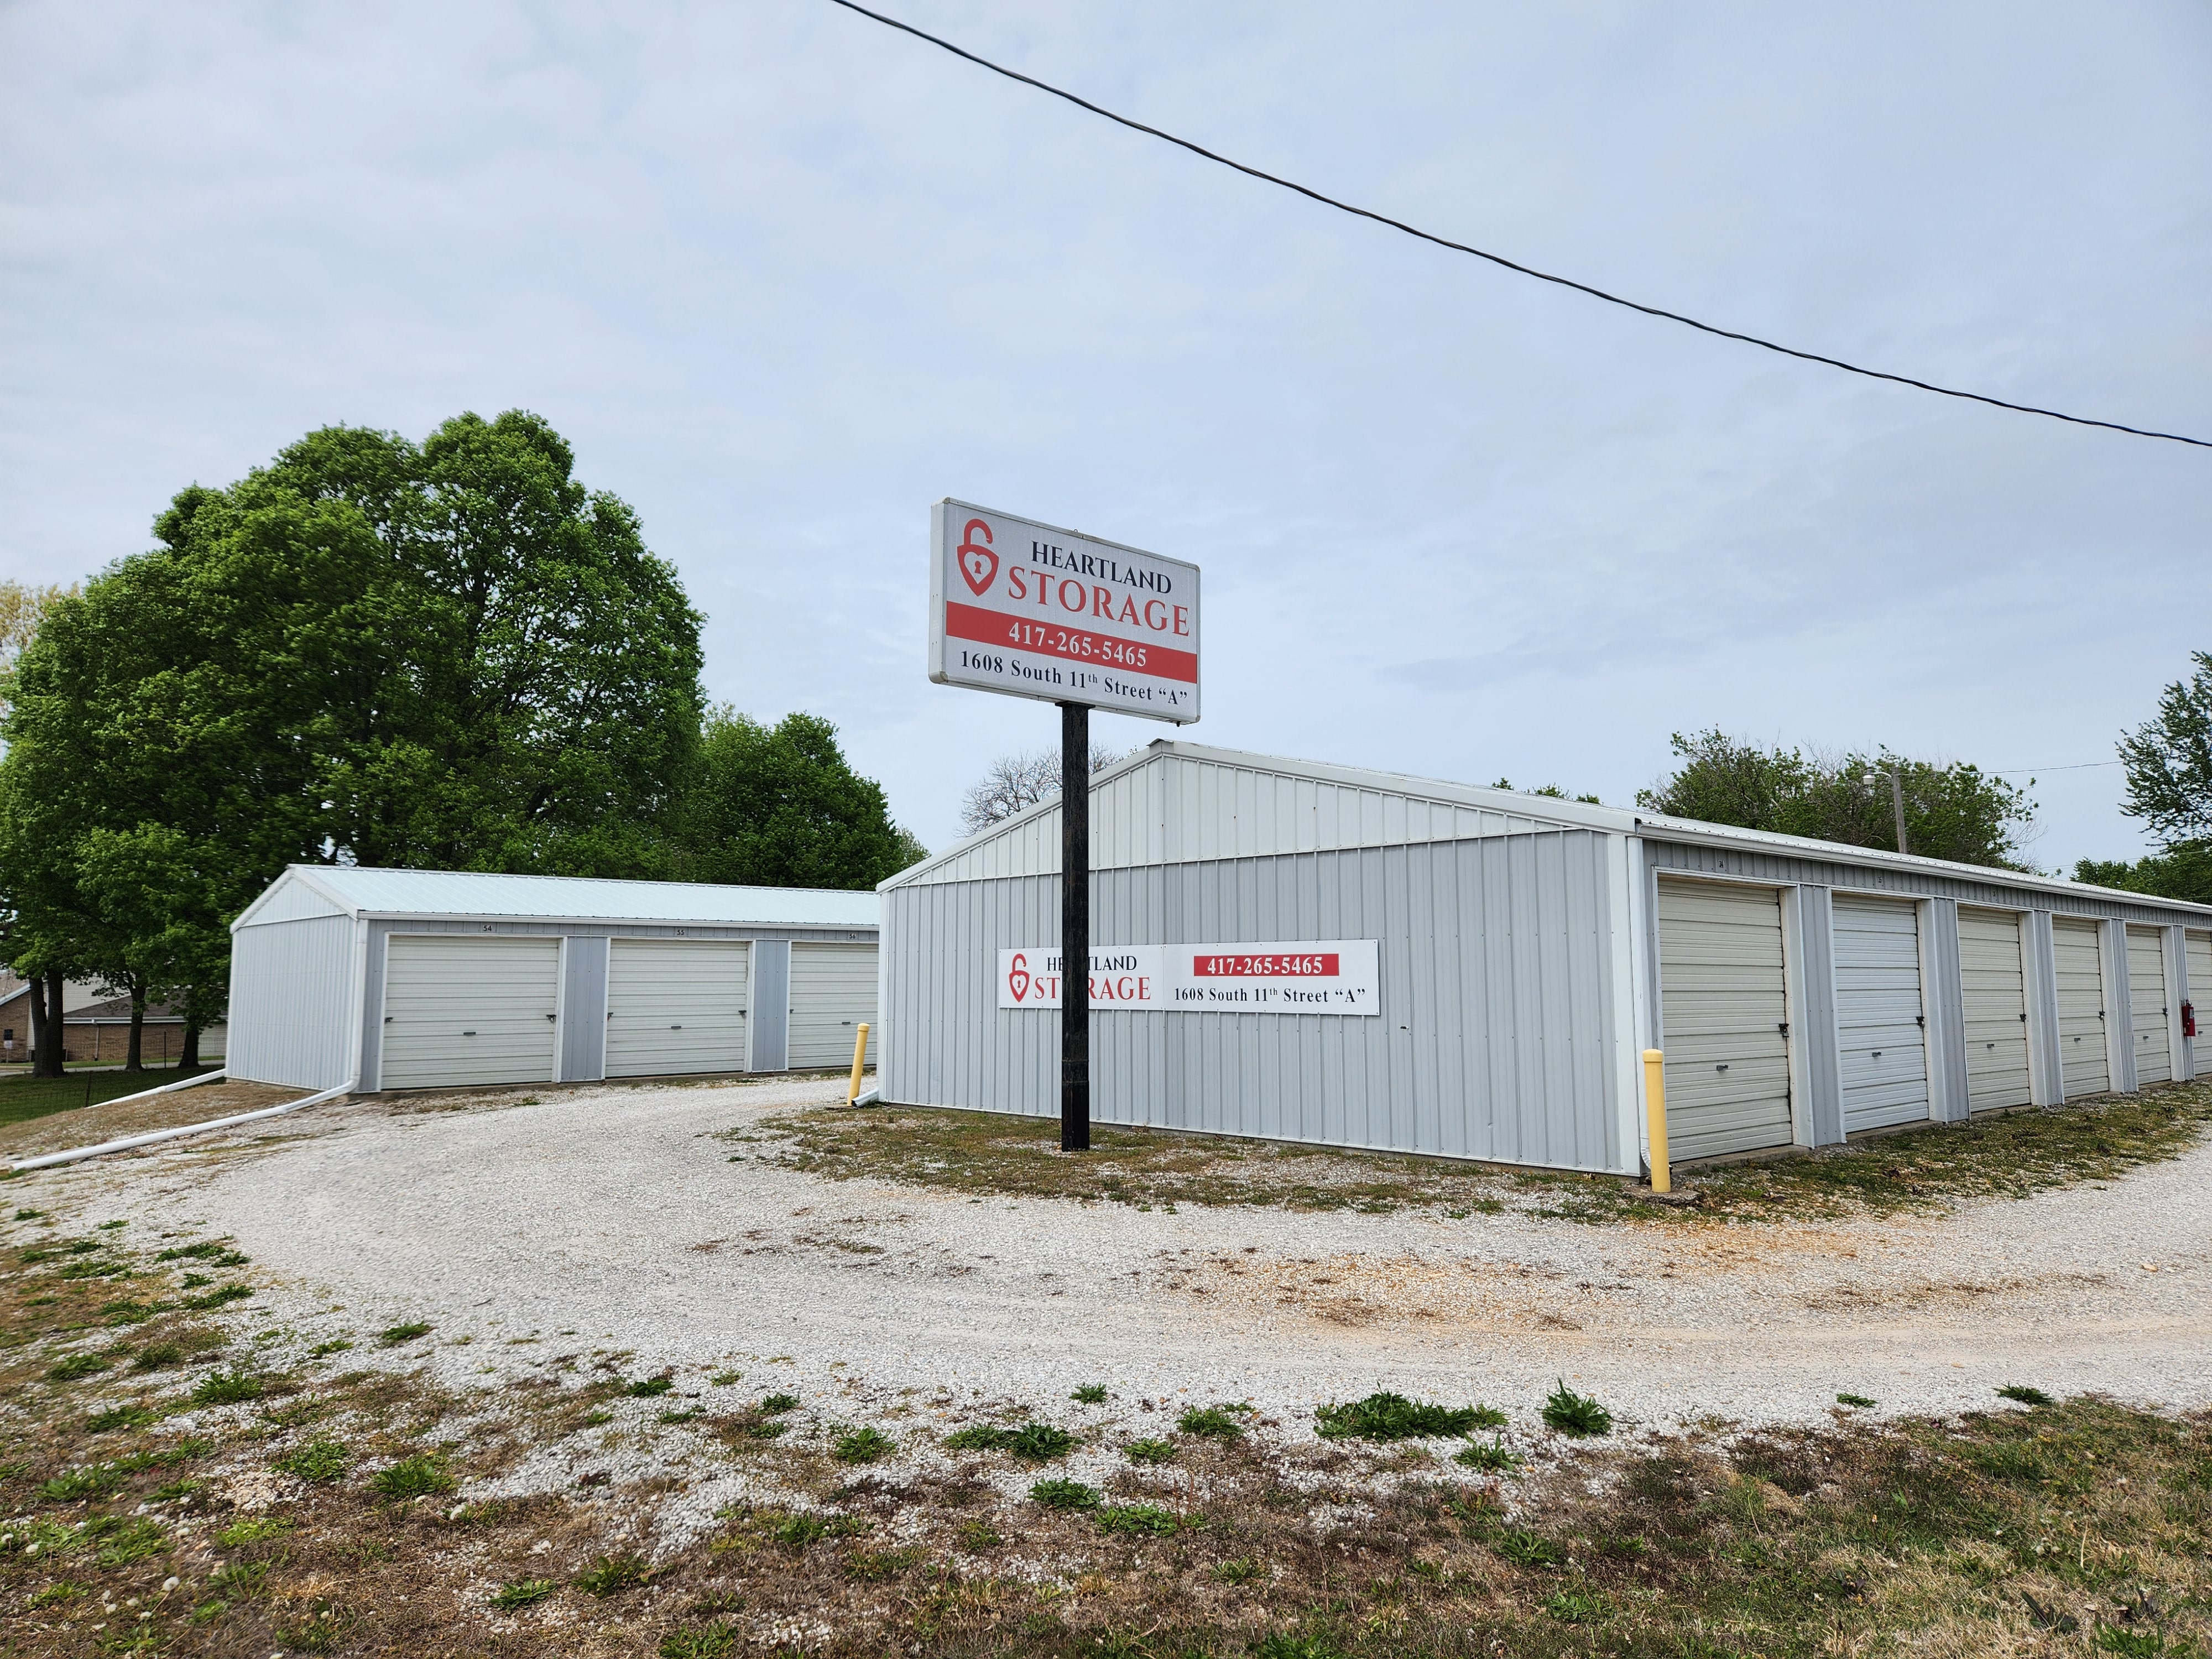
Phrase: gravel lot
[{"left": 31, "top": 1074, "right": 2212, "bottom": 1452}]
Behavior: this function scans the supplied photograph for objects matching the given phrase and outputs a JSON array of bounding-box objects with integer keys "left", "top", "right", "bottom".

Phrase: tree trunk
[
  {"left": 181, "top": 1023, "right": 201, "bottom": 1071},
  {"left": 27, "top": 974, "right": 48, "bottom": 1074},
  {"left": 126, "top": 987, "right": 145, "bottom": 1073},
  {"left": 38, "top": 970, "right": 66, "bottom": 1078}
]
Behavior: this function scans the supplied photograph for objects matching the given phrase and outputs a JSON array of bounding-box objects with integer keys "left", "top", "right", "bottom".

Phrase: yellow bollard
[
  {"left": 846, "top": 1022, "right": 871, "bottom": 1105},
  {"left": 1642, "top": 1048, "right": 1671, "bottom": 1193}
]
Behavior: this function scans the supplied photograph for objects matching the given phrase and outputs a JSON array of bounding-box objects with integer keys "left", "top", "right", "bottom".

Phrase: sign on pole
[
  {"left": 927, "top": 499, "right": 1202, "bottom": 1154},
  {"left": 929, "top": 499, "right": 1200, "bottom": 724}
]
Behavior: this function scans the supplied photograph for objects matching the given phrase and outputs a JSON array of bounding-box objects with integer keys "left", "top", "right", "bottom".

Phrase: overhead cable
[{"left": 823, "top": 0, "right": 2211, "bottom": 451}]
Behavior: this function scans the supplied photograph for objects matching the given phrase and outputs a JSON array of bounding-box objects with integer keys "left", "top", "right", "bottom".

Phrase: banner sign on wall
[
  {"left": 997, "top": 942, "right": 1379, "bottom": 1015},
  {"left": 928, "top": 498, "right": 1200, "bottom": 724}
]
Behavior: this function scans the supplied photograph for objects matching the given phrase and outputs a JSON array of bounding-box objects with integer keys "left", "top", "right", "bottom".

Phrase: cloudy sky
[{"left": 5, "top": 1, "right": 2208, "bottom": 865}]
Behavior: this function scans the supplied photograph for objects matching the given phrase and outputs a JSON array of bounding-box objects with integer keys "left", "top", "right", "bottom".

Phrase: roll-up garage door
[
  {"left": 2051, "top": 917, "right": 2109, "bottom": 1097},
  {"left": 2126, "top": 926, "right": 2172, "bottom": 1086},
  {"left": 1958, "top": 908, "right": 2031, "bottom": 1112},
  {"left": 606, "top": 940, "right": 750, "bottom": 1078},
  {"left": 382, "top": 935, "right": 559, "bottom": 1091},
  {"left": 1656, "top": 879, "right": 1793, "bottom": 1162},
  {"left": 788, "top": 942, "right": 878, "bottom": 1068},
  {"left": 2190, "top": 932, "right": 2212, "bottom": 1079},
  {"left": 1833, "top": 895, "right": 1931, "bottom": 1133}
]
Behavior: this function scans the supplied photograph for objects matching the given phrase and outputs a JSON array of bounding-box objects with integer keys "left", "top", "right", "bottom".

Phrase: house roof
[
  {"left": 884, "top": 738, "right": 2212, "bottom": 921},
  {"left": 234, "top": 865, "right": 880, "bottom": 931}
]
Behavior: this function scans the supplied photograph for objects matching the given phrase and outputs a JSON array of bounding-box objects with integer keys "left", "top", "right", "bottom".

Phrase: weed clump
[
  {"left": 87, "top": 1405, "right": 161, "bottom": 1433},
  {"left": 46, "top": 1353, "right": 111, "bottom": 1381},
  {"left": 492, "top": 1577, "right": 556, "bottom": 1610},
  {"left": 1177, "top": 1404, "right": 1249, "bottom": 1439},
  {"left": 575, "top": 1552, "right": 651, "bottom": 1595},
  {"left": 660, "top": 1623, "right": 738, "bottom": 1658},
  {"left": 275, "top": 1438, "right": 352, "bottom": 1482},
  {"left": 216, "top": 1515, "right": 295, "bottom": 1547},
  {"left": 759, "top": 1392, "right": 800, "bottom": 1415},
  {"left": 1454, "top": 1441, "right": 1526, "bottom": 1474},
  {"left": 832, "top": 1425, "right": 894, "bottom": 1464},
  {"left": 1315, "top": 1391, "right": 1506, "bottom": 1441},
  {"left": 1072, "top": 1383, "right": 1108, "bottom": 1404},
  {"left": 1030, "top": 1477, "right": 1102, "bottom": 1510},
  {"left": 369, "top": 1453, "right": 456, "bottom": 1501},
  {"left": 627, "top": 1375, "right": 675, "bottom": 1397},
  {"left": 378, "top": 1322, "right": 432, "bottom": 1346},
  {"left": 1541, "top": 1381, "right": 1612, "bottom": 1437},
  {"left": 190, "top": 1370, "right": 265, "bottom": 1406},
  {"left": 1837, "top": 1393, "right": 1877, "bottom": 1408},
  {"left": 1095, "top": 1503, "right": 1181, "bottom": 1535},
  {"left": 1997, "top": 1384, "right": 2056, "bottom": 1407},
  {"left": 1125, "top": 1437, "right": 1178, "bottom": 1464},
  {"left": 944, "top": 1422, "right": 1077, "bottom": 1460},
  {"left": 133, "top": 1343, "right": 185, "bottom": 1371}
]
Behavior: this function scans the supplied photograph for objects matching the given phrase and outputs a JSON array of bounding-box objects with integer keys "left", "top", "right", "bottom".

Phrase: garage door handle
[
  {"left": 1715, "top": 1063, "right": 1728, "bottom": 1072},
  {"left": 463, "top": 1030, "right": 477, "bottom": 1036},
  {"left": 1872, "top": 1051, "right": 1883, "bottom": 1060},
  {"left": 545, "top": 1014, "right": 556, "bottom": 1022},
  {"left": 1914, "top": 1015, "right": 1925, "bottom": 1028},
  {"left": 671, "top": 1024, "right": 683, "bottom": 1030}
]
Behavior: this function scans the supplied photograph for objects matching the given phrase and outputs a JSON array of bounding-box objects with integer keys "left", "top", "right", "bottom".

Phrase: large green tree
[
  {"left": 2073, "top": 651, "right": 2212, "bottom": 902},
  {"left": 670, "top": 708, "right": 925, "bottom": 889},
  {"left": 0, "top": 410, "right": 706, "bottom": 1056},
  {"left": 1637, "top": 729, "right": 2036, "bottom": 869}
]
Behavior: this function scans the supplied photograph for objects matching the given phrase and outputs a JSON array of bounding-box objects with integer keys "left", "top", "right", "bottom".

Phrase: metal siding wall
[
  {"left": 1921, "top": 899, "right": 1971, "bottom": 1123},
  {"left": 2101, "top": 919, "right": 2138, "bottom": 1093},
  {"left": 227, "top": 915, "right": 358, "bottom": 1090},
  {"left": 1782, "top": 886, "right": 1844, "bottom": 1146},
  {"left": 881, "top": 830, "right": 1629, "bottom": 1173},
  {"left": 2022, "top": 911, "right": 2065, "bottom": 1105},
  {"left": 561, "top": 936, "right": 609, "bottom": 1081}
]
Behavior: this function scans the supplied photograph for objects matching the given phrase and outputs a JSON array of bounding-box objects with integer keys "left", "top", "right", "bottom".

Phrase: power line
[
  {"left": 1991, "top": 760, "right": 2125, "bottom": 775},
  {"left": 823, "top": 0, "right": 2212, "bottom": 452}
]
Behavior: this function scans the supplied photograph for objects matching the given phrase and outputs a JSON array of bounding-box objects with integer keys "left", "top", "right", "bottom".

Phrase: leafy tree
[
  {"left": 1490, "top": 778, "right": 1602, "bottom": 805},
  {"left": 0, "top": 583, "right": 85, "bottom": 1074},
  {"left": 959, "top": 745, "right": 1125, "bottom": 835},
  {"left": 670, "top": 708, "right": 924, "bottom": 889},
  {"left": 0, "top": 411, "right": 705, "bottom": 1056},
  {"left": 2117, "top": 651, "right": 2212, "bottom": 844},
  {"left": 2072, "top": 844, "right": 2212, "bottom": 905},
  {"left": 1636, "top": 729, "right": 2036, "bottom": 869}
]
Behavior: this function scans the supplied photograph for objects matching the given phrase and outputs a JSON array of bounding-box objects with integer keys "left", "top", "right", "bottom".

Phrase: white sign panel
[
  {"left": 929, "top": 499, "right": 1199, "bottom": 724},
  {"left": 997, "top": 942, "right": 1379, "bottom": 1015}
]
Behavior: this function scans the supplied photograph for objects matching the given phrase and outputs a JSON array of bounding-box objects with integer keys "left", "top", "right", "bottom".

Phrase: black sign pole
[{"left": 1060, "top": 698, "right": 1091, "bottom": 1152}]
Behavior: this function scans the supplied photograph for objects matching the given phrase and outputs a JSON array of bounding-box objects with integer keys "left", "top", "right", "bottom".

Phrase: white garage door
[
  {"left": 1833, "top": 895, "right": 1931, "bottom": 1133},
  {"left": 1656, "top": 879, "right": 1793, "bottom": 1162},
  {"left": 1958, "top": 907, "right": 2031, "bottom": 1112},
  {"left": 2126, "top": 926, "right": 2172, "bottom": 1086},
  {"left": 2190, "top": 931, "right": 2212, "bottom": 1079},
  {"left": 606, "top": 940, "right": 750, "bottom": 1079},
  {"left": 382, "top": 935, "right": 559, "bottom": 1091},
  {"left": 787, "top": 942, "right": 878, "bottom": 1069},
  {"left": 2052, "top": 917, "right": 2110, "bottom": 1097}
]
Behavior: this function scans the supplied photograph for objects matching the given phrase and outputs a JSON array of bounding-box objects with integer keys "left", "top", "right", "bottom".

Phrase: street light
[{"left": 1863, "top": 769, "right": 1908, "bottom": 855}]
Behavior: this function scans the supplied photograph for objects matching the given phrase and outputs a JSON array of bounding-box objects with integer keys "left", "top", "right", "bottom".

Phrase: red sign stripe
[{"left": 943, "top": 602, "right": 1198, "bottom": 685}]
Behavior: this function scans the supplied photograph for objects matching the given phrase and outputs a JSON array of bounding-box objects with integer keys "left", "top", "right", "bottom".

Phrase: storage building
[
  {"left": 227, "top": 867, "right": 879, "bottom": 1093},
  {"left": 879, "top": 741, "right": 2209, "bottom": 1175}
]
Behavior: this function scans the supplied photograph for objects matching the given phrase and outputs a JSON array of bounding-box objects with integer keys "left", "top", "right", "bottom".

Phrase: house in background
[{"left": 0, "top": 970, "right": 226, "bottom": 1067}]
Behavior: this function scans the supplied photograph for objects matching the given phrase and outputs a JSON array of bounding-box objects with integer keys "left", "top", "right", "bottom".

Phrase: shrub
[
  {"left": 1095, "top": 1503, "right": 1181, "bottom": 1535},
  {"left": 369, "top": 1454, "right": 455, "bottom": 1500},
  {"left": 832, "top": 1426, "right": 894, "bottom": 1464},
  {"left": 1030, "top": 1477, "right": 1101, "bottom": 1510},
  {"left": 1541, "top": 1381, "right": 1611, "bottom": 1438},
  {"left": 491, "top": 1578, "right": 556, "bottom": 1610},
  {"left": 1176, "top": 1405, "right": 1247, "bottom": 1439},
  {"left": 275, "top": 1438, "right": 352, "bottom": 1482},
  {"left": 575, "top": 1552, "right": 651, "bottom": 1595},
  {"left": 1314, "top": 1392, "right": 1505, "bottom": 1441},
  {"left": 190, "top": 1371, "right": 264, "bottom": 1406}
]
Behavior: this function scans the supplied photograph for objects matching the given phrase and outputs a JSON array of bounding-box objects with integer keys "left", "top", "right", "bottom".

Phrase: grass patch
[
  {"left": 1178, "top": 1404, "right": 1249, "bottom": 1439},
  {"left": 627, "top": 1374, "right": 675, "bottom": 1396},
  {"left": 1095, "top": 1503, "right": 1182, "bottom": 1536},
  {"left": 1453, "top": 1440, "right": 1526, "bottom": 1474},
  {"left": 492, "top": 1577, "right": 557, "bottom": 1610},
  {"left": 660, "top": 1622, "right": 739, "bottom": 1658},
  {"left": 275, "top": 1437, "right": 352, "bottom": 1481},
  {"left": 575, "top": 1552, "right": 651, "bottom": 1595},
  {"left": 46, "top": 1352, "right": 111, "bottom": 1381},
  {"left": 0, "top": 1065, "right": 222, "bottom": 1125},
  {"left": 1314, "top": 1391, "right": 1506, "bottom": 1441},
  {"left": 378, "top": 1322, "right": 432, "bottom": 1345},
  {"left": 1541, "top": 1381, "right": 1613, "bottom": 1437},
  {"left": 1071, "top": 1383, "right": 1108, "bottom": 1403},
  {"left": 1125, "top": 1437, "right": 1178, "bottom": 1464},
  {"left": 1999, "top": 1384, "right": 2057, "bottom": 1406},
  {"left": 832, "top": 1425, "right": 894, "bottom": 1463},
  {"left": 87, "top": 1403, "right": 162, "bottom": 1432},
  {"left": 758, "top": 1391, "right": 799, "bottom": 1415},
  {"left": 369, "top": 1453, "right": 455, "bottom": 1500},
  {"left": 190, "top": 1369, "right": 265, "bottom": 1405},
  {"left": 944, "top": 1421, "right": 1076, "bottom": 1461},
  {"left": 1030, "top": 1478, "right": 1102, "bottom": 1510},
  {"left": 310, "top": 1339, "right": 353, "bottom": 1357},
  {"left": 1837, "top": 1392, "right": 1878, "bottom": 1408},
  {"left": 216, "top": 1514, "right": 295, "bottom": 1546}
]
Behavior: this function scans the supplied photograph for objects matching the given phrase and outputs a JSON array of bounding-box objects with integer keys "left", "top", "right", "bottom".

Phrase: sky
[{"left": 4, "top": 0, "right": 2208, "bottom": 868}]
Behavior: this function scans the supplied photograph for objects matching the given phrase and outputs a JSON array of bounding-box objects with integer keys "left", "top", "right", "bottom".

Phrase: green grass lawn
[{"left": 0, "top": 1066, "right": 220, "bottom": 1129}]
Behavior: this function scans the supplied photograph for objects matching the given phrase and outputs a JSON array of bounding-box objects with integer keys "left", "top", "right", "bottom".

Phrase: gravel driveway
[{"left": 47, "top": 1076, "right": 2212, "bottom": 1438}]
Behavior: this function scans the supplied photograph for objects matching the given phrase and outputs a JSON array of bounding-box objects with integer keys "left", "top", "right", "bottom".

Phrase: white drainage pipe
[{"left": 8, "top": 1072, "right": 357, "bottom": 1174}]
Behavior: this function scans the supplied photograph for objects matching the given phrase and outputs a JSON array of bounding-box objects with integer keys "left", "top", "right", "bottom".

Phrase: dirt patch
[{"left": 1, "top": 1081, "right": 309, "bottom": 1161}]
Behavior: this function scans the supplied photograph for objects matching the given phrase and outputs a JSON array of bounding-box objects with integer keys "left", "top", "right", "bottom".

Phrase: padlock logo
[{"left": 956, "top": 517, "right": 998, "bottom": 597}]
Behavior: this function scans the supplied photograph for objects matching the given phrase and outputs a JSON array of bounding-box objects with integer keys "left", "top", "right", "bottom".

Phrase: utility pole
[
  {"left": 1060, "top": 700, "right": 1090, "bottom": 1151},
  {"left": 1865, "top": 769, "right": 1908, "bottom": 855}
]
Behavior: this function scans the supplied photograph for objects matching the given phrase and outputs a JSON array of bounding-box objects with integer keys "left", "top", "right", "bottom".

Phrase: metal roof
[
  {"left": 884, "top": 739, "right": 2212, "bottom": 920},
  {"left": 236, "top": 865, "right": 879, "bottom": 930}
]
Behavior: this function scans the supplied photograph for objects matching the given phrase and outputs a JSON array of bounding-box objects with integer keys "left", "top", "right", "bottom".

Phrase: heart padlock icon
[
  {"left": 1007, "top": 952, "right": 1031, "bottom": 1001},
  {"left": 957, "top": 517, "right": 998, "bottom": 596}
]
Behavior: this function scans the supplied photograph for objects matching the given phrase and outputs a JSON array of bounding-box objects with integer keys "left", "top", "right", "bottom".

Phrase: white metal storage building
[
  {"left": 227, "top": 867, "right": 879, "bottom": 1093},
  {"left": 879, "top": 742, "right": 2210, "bottom": 1176}
]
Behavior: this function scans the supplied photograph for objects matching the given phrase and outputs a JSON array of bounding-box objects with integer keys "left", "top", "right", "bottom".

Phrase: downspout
[{"left": 7, "top": 1068, "right": 358, "bottom": 1174}]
